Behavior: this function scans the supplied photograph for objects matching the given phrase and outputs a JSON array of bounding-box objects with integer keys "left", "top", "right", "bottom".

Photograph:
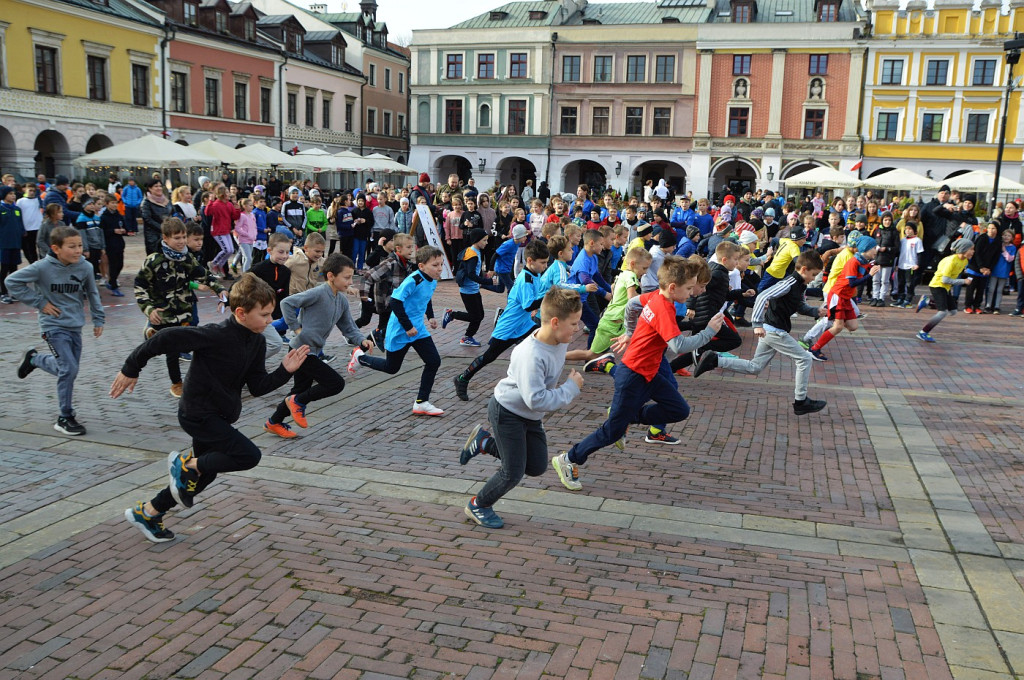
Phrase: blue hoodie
[{"left": 121, "top": 183, "right": 143, "bottom": 208}]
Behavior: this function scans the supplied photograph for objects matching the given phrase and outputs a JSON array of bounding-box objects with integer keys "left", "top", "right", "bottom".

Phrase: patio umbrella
[
  {"left": 944, "top": 170, "right": 1024, "bottom": 194},
  {"left": 783, "top": 166, "right": 861, "bottom": 189},
  {"left": 860, "top": 168, "right": 938, "bottom": 191},
  {"left": 232, "top": 143, "right": 318, "bottom": 171},
  {"left": 363, "top": 153, "right": 416, "bottom": 174},
  {"left": 189, "top": 139, "right": 251, "bottom": 166},
  {"left": 73, "top": 134, "right": 219, "bottom": 168}
]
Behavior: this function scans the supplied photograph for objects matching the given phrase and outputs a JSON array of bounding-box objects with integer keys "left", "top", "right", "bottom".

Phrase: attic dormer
[
  {"left": 731, "top": 0, "right": 756, "bottom": 23},
  {"left": 198, "top": 0, "right": 232, "bottom": 34},
  {"left": 229, "top": 2, "right": 258, "bottom": 42},
  {"left": 256, "top": 15, "right": 306, "bottom": 54},
  {"left": 305, "top": 31, "right": 347, "bottom": 67},
  {"left": 814, "top": 0, "right": 840, "bottom": 22}
]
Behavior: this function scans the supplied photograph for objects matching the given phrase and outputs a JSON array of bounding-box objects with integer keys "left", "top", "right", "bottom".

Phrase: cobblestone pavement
[{"left": 1, "top": 242, "right": 1023, "bottom": 679}]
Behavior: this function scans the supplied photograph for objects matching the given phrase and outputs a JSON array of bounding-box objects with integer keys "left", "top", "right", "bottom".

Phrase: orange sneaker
[
  {"left": 264, "top": 421, "right": 297, "bottom": 438},
  {"left": 285, "top": 395, "right": 307, "bottom": 428},
  {"left": 169, "top": 382, "right": 183, "bottom": 398},
  {"left": 675, "top": 368, "right": 692, "bottom": 377}
]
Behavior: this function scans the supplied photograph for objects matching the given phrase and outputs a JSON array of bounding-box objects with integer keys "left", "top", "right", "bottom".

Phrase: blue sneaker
[
  {"left": 460, "top": 423, "right": 490, "bottom": 465},
  {"left": 168, "top": 449, "right": 198, "bottom": 508},
  {"left": 124, "top": 502, "right": 174, "bottom": 543},
  {"left": 110, "top": 288, "right": 125, "bottom": 297},
  {"left": 810, "top": 349, "right": 828, "bottom": 362},
  {"left": 916, "top": 330, "right": 936, "bottom": 343},
  {"left": 179, "top": 353, "right": 192, "bottom": 362},
  {"left": 442, "top": 308, "right": 454, "bottom": 329},
  {"left": 916, "top": 295, "right": 929, "bottom": 313},
  {"left": 460, "top": 336, "right": 481, "bottom": 347},
  {"left": 371, "top": 328, "right": 385, "bottom": 350},
  {"left": 465, "top": 496, "right": 504, "bottom": 528}
]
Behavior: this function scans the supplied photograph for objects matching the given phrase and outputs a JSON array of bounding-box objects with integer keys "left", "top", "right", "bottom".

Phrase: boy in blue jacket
[
  {"left": 442, "top": 228, "right": 503, "bottom": 347},
  {"left": 568, "top": 230, "right": 612, "bottom": 347}
]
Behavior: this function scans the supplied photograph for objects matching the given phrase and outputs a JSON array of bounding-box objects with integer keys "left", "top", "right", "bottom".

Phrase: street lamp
[
  {"left": 478, "top": 158, "right": 486, "bottom": 172},
  {"left": 766, "top": 166, "right": 774, "bottom": 182},
  {"left": 615, "top": 161, "right": 622, "bottom": 176},
  {"left": 993, "top": 36, "right": 1024, "bottom": 216}
]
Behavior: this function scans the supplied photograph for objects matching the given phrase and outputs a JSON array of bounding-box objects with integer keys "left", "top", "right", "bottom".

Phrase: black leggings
[
  {"left": 22, "top": 232, "right": 38, "bottom": 264},
  {"left": 966, "top": 275, "right": 989, "bottom": 310},
  {"left": 670, "top": 322, "right": 742, "bottom": 371},
  {"left": 360, "top": 336, "right": 440, "bottom": 402},
  {"left": 355, "top": 299, "right": 376, "bottom": 327},
  {"left": 107, "top": 249, "right": 124, "bottom": 288},
  {"left": 151, "top": 413, "right": 262, "bottom": 513},
  {"left": 459, "top": 330, "right": 532, "bottom": 383},
  {"left": 269, "top": 356, "right": 345, "bottom": 424},
  {"left": 152, "top": 323, "right": 185, "bottom": 383},
  {"left": 449, "top": 292, "right": 485, "bottom": 337},
  {"left": 0, "top": 262, "right": 16, "bottom": 295}
]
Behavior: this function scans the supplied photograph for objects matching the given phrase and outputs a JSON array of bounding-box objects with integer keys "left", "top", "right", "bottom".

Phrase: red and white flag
[{"left": 850, "top": 158, "right": 863, "bottom": 172}]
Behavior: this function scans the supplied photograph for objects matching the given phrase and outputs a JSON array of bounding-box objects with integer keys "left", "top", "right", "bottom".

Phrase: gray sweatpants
[
  {"left": 35, "top": 328, "right": 83, "bottom": 418},
  {"left": 718, "top": 330, "right": 812, "bottom": 400}
]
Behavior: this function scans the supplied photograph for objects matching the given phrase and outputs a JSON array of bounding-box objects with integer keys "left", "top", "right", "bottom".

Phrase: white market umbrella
[
  {"left": 363, "top": 153, "right": 416, "bottom": 174},
  {"left": 861, "top": 168, "right": 938, "bottom": 191},
  {"left": 297, "top": 148, "right": 331, "bottom": 156},
  {"left": 189, "top": 139, "right": 251, "bottom": 166},
  {"left": 783, "top": 166, "right": 861, "bottom": 189},
  {"left": 324, "top": 152, "right": 367, "bottom": 172},
  {"left": 944, "top": 170, "right": 1024, "bottom": 194},
  {"left": 73, "top": 134, "right": 219, "bottom": 168},
  {"left": 232, "top": 143, "right": 317, "bottom": 171}
]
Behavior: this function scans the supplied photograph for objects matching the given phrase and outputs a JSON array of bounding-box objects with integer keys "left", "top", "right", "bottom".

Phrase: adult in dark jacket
[
  {"left": 920, "top": 185, "right": 953, "bottom": 269},
  {"left": 44, "top": 176, "right": 78, "bottom": 225},
  {"left": 964, "top": 222, "right": 1002, "bottom": 312},
  {"left": 997, "top": 201, "right": 1022, "bottom": 244},
  {"left": 140, "top": 179, "right": 171, "bottom": 255}
]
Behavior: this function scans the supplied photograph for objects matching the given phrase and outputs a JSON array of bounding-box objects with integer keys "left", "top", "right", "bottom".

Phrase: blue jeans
[
  {"left": 271, "top": 318, "right": 289, "bottom": 336},
  {"left": 123, "top": 206, "right": 140, "bottom": 231},
  {"left": 581, "top": 297, "right": 600, "bottom": 348},
  {"left": 497, "top": 272, "right": 515, "bottom": 298},
  {"left": 567, "top": 359, "right": 690, "bottom": 466},
  {"left": 36, "top": 328, "right": 83, "bottom": 418},
  {"left": 353, "top": 238, "right": 368, "bottom": 269},
  {"left": 757, "top": 272, "right": 780, "bottom": 293}
]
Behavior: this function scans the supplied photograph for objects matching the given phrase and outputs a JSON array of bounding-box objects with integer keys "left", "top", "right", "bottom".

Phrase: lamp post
[
  {"left": 478, "top": 158, "right": 486, "bottom": 173},
  {"left": 994, "top": 37, "right": 1024, "bottom": 216}
]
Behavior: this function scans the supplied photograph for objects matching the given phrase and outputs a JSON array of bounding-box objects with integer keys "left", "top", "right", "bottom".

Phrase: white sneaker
[
  {"left": 347, "top": 348, "right": 364, "bottom": 374},
  {"left": 551, "top": 452, "right": 582, "bottom": 491},
  {"left": 412, "top": 400, "right": 444, "bottom": 416}
]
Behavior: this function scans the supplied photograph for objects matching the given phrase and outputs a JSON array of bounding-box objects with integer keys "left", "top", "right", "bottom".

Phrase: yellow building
[
  {"left": 862, "top": 0, "right": 1024, "bottom": 189},
  {"left": 0, "top": 0, "right": 164, "bottom": 179}
]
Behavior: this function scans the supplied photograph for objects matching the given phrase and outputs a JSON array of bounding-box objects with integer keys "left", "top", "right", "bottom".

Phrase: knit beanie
[
  {"left": 952, "top": 238, "right": 974, "bottom": 254},
  {"left": 857, "top": 236, "right": 878, "bottom": 253},
  {"left": 468, "top": 228, "right": 487, "bottom": 244}
]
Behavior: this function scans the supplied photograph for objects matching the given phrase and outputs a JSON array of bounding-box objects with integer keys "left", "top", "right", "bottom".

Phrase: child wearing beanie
[
  {"left": 916, "top": 237, "right": 975, "bottom": 343},
  {"left": 808, "top": 236, "right": 879, "bottom": 361}
]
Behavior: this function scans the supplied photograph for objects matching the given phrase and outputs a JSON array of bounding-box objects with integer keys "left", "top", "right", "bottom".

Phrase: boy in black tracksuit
[
  {"left": 113, "top": 273, "right": 310, "bottom": 543},
  {"left": 99, "top": 196, "right": 127, "bottom": 295},
  {"left": 670, "top": 240, "right": 748, "bottom": 372}
]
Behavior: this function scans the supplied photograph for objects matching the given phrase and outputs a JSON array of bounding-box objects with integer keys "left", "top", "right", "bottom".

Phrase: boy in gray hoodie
[
  {"left": 264, "top": 253, "right": 372, "bottom": 437},
  {"left": 9, "top": 226, "right": 105, "bottom": 435}
]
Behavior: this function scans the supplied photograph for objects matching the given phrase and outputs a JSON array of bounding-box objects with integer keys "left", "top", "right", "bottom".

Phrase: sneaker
[
  {"left": 993, "top": 309, "right": 1001, "bottom": 315},
  {"left": 453, "top": 374, "right": 470, "bottom": 401},
  {"left": 264, "top": 420, "right": 298, "bottom": 438},
  {"left": 890, "top": 299, "right": 904, "bottom": 308},
  {"left": 645, "top": 429, "right": 680, "bottom": 445},
  {"left": 674, "top": 367, "right": 692, "bottom": 377},
  {"left": 17, "top": 348, "right": 37, "bottom": 379},
  {"left": 733, "top": 317, "right": 752, "bottom": 327},
  {"left": 371, "top": 328, "right": 385, "bottom": 350},
  {"left": 1011, "top": 310, "right": 1022, "bottom": 317},
  {"left": 460, "top": 336, "right": 481, "bottom": 347},
  {"left": 964, "top": 307, "right": 974, "bottom": 314},
  {"left": 168, "top": 449, "right": 198, "bottom": 508},
  {"left": 793, "top": 398, "right": 827, "bottom": 415},
  {"left": 916, "top": 295, "right": 929, "bottom": 313},
  {"left": 285, "top": 395, "right": 307, "bottom": 428},
  {"left": 441, "top": 308, "right": 454, "bottom": 329},
  {"left": 692, "top": 351, "right": 718, "bottom": 378},
  {"left": 464, "top": 496, "right": 503, "bottom": 529},
  {"left": 459, "top": 423, "right": 488, "bottom": 465},
  {"left": 124, "top": 502, "right": 175, "bottom": 543},
  {"left": 552, "top": 452, "right": 582, "bottom": 491},
  {"left": 690, "top": 349, "right": 700, "bottom": 367},
  {"left": 169, "top": 382, "right": 183, "bottom": 399},
  {"left": 810, "top": 349, "right": 828, "bottom": 362},
  {"left": 609, "top": 406, "right": 627, "bottom": 451},
  {"left": 797, "top": 339, "right": 810, "bottom": 350},
  {"left": 494, "top": 307, "right": 504, "bottom": 325},
  {"left": 583, "top": 353, "right": 615, "bottom": 374},
  {"left": 348, "top": 348, "right": 364, "bottom": 374},
  {"left": 916, "top": 330, "right": 936, "bottom": 343},
  {"left": 179, "top": 353, "right": 192, "bottom": 361},
  {"left": 0, "top": 294, "right": 14, "bottom": 304},
  {"left": 54, "top": 415, "right": 86, "bottom": 436},
  {"left": 317, "top": 352, "right": 335, "bottom": 364},
  {"left": 143, "top": 324, "right": 157, "bottom": 340},
  {"left": 718, "top": 352, "right": 739, "bottom": 359},
  {"left": 412, "top": 400, "right": 444, "bottom": 416},
  {"left": 110, "top": 288, "right": 125, "bottom": 298}
]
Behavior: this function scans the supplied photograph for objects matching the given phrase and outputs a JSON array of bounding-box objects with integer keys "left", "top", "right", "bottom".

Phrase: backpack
[{"left": 454, "top": 248, "right": 467, "bottom": 285}]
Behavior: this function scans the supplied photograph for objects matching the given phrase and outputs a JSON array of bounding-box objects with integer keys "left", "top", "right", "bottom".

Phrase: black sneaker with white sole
[
  {"left": 692, "top": 351, "right": 718, "bottom": 378},
  {"left": 17, "top": 348, "right": 38, "bottom": 379},
  {"left": 793, "top": 398, "right": 827, "bottom": 415},
  {"left": 54, "top": 416, "right": 86, "bottom": 436}
]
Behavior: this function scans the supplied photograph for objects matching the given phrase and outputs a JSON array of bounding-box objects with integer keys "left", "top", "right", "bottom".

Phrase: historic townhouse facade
[
  {"left": 0, "top": 0, "right": 164, "bottom": 179},
  {"left": 861, "top": 0, "right": 1024, "bottom": 183}
]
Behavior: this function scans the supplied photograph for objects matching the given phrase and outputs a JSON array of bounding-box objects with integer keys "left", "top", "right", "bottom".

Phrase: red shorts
[{"left": 826, "top": 293, "right": 859, "bottom": 321}]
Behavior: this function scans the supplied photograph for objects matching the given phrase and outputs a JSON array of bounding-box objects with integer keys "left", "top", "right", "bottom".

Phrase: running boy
[
  {"left": 916, "top": 238, "right": 974, "bottom": 343},
  {"left": 460, "top": 288, "right": 584, "bottom": 529},
  {"left": 113, "top": 273, "right": 310, "bottom": 543},
  {"left": 808, "top": 236, "right": 878, "bottom": 360},
  {"left": 10, "top": 226, "right": 105, "bottom": 436},
  {"left": 361, "top": 232, "right": 415, "bottom": 350},
  {"left": 568, "top": 229, "right": 612, "bottom": 347},
  {"left": 442, "top": 228, "right": 502, "bottom": 347}
]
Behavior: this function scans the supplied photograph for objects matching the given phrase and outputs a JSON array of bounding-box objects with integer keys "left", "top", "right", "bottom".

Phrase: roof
[
  {"left": 450, "top": 1, "right": 712, "bottom": 29},
  {"left": 318, "top": 12, "right": 361, "bottom": 23},
  {"left": 57, "top": 0, "right": 161, "bottom": 26},
  {"left": 296, "top": 48, "right": 364, "bottom": 77},
  {"left": 304, "top": 30, "right": 343, "bottom": 42},
  {"left": 256, "top": 13, "right": 300, "bottom": 24},
  {"left": 230, "top": 1, "right": 255, "bottom": 15},
  {"left": 708, "top": 0, "right": 863, "bottom": 23}
]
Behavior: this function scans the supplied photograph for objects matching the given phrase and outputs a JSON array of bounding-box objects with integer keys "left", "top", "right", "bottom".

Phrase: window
[
  {"left": 131, "top": 64, "right": 148, "bottom": 106},
  {"left": 183, "top": 2, "right": 197, "bottom": 25},
  {"left": 876, "top": 111, "right": 899, "bottom": 140},
  {"left": 626, "top": 55, "right": 646, "bottom": 82},
  {"left": 921, "top": 113, "right": 943, "bottom": 141},
  {"left": 973, "top": 59, "right": 996, "bottom": 86},
  {"left": 205, "top": 77, "right": 219, "bottom": 116},
  {"left": 594, "top": 55, "right": 612, "bottom": 82},
  {"left": 244, "top": 19, "right": 255, "bottom": 41},
  {"left": 809, "top": 55, "right": 828, "bottom": 75},
  {"left": 87, "top": 55, "right": 107, "bottom": 100},
  {"left": 592, "top": 106, "right": 609, "bottom": 135},
  {"left": 445, "top": 99, "right": 462, "bottom": 133},
  {"left": 35, "top": 46, "right": 58, "bottom": 94},
  {"left": 369, "top": 64, "right": 376, "bottom": 86},
  {"left": 397, "top": 113, "right": 406, "bottom": 136},
  {"left": 804, "top": 109, "right": 825, "bottom": 139},
  {"left": 383, "top": 111, "right": 391, "bottom": 135},
  {"left": 625, "top": 106, "right": 643, "bottom": 135},
  {"left": 478, "top": 54, "right": 494, "bottom": 79},
  {"left": 510, "top": 53, "right": 528, "bottom": 79},
  {"left": 385, "top": 68, "right": 391, "bottom": 90},
  {"left": 733, "top": 2, "right": 751, "bottom": 22},
  {"left": 479, "top": 103, "right": 491, "bottom": 127},
  {"left": 331, "top": 44, "right": 342, "bottom": 66},
  {"left": 345, "top": 101, "right": 353, "bottom": 131},
  {"left": 880, "top": 59, "right": 903, "bottom": 85},
  {"left": 925, "top": 60, "right": 949, "bottom": 86},
  {"left": 305, "top": 95, "right": 314, "bottom": 126},
  {"left": 367, "top": 108, "right": 376, "bottom": 134},
  {"left": 560, "top": 106, "right": 577, "bottom": 134},
  {"left": 733, "top": 55, "right": 751, "bottom": 76},
  {"left": 398, "top": 72, "right": 404, "bottom": 93},
  {"left": 446, "top": 54, "right": 463, "bottom": 79},
  {"left": 818, "top": 0, "right": 837, "bottom": 21},
  {"left": 260, "top": 87, "right": 271, "bottom": 123},
  {"left": 215, "top": 12, "right": 227, "bottom": 33},
  {"left": 655, "top": 55, "right": 675, "bottom": 83},
  {"left": 287, "top": 92, "right": 297, "bottom": 125},
  {"left": 234, "top": 82, "right": 247, "bottom": 120},
  {"left": 322, "top": 99, "right": 331, "bottom": 129},
  {"left": 728, "top": 107, "right": 749, "bottom": 136},
  {"left": 292, "top": 34, "right": 302, "bottom": 53},
  {"left": 653, "top": 107, "right": 671, "bottom": 135},
  {"left": 171, "top": 72, "right": 187, "bottom": 112},
  {"left": 965, "top": 113, "right": 989, "bottom": 142},
  {"left": 508, "top": 99, "right": 526, "bottom": 134},
  {"left": 562, "top": 55, "right": 580, "bottom": 82}
]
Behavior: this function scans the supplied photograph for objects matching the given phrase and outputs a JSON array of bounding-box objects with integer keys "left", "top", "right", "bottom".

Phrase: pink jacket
[{"left": 234, "top": 211, "right": 257, "bottom": 244}]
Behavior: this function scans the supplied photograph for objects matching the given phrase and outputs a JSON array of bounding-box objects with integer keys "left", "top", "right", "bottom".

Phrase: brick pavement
[{"left": 1, "top": 242, "right": 1023, "bottom": 678}]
